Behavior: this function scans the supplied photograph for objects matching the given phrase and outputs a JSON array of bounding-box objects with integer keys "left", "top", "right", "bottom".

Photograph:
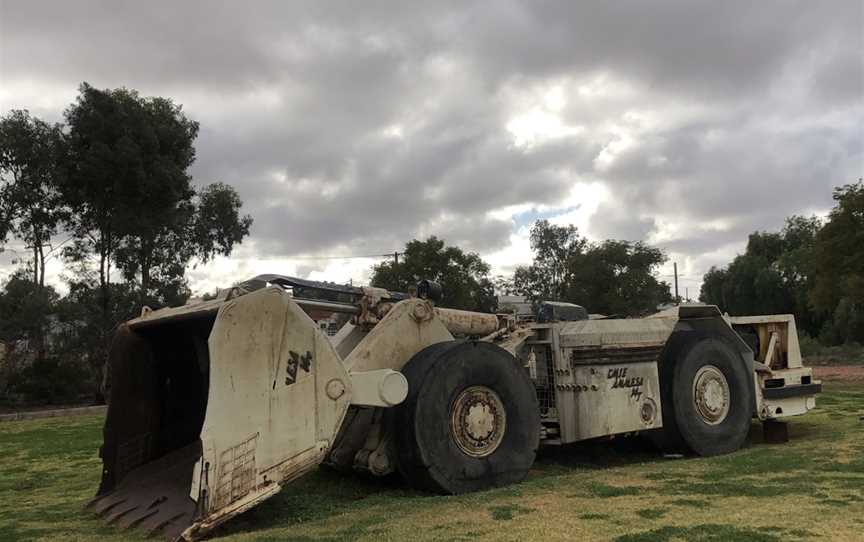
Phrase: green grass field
[{"left": 2, "top": 382, "right": 862, "bottom": 542}]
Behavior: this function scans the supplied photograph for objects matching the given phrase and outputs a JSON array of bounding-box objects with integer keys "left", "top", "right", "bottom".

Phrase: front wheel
[
  {"left": 667, "top": 338, "right": 753, "bottom": 456},
  {"left": 393, "top": 341, "right": 540, "bottom": 494}
]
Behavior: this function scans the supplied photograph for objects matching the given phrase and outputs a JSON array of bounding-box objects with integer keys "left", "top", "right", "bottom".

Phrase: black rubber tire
[
  {"left": 650, "top": 330, "right": 696, "bottom": 453},
  {"left": 394, "top": 341, "right": 540, "bottom": 494},
  {"left": 669, "top": 338, "right": 753, "bottom": 456}
]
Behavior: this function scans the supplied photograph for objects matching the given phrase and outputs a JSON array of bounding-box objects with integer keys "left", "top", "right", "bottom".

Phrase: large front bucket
[{"left": 88, "top": 288, "right": 353, "bottom": 540}]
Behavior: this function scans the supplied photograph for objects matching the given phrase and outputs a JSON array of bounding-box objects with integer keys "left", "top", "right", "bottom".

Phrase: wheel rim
[
  {"left": 692, "top": 365, "right": 730, "bottom": 425},
  {"left": 449, "top": 386, "right": 507, "bottom": 457}
]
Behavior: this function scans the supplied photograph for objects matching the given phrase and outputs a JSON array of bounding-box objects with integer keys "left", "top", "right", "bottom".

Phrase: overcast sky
[{"left": 1, "top": 1, "right": 862, "bottom": 299}]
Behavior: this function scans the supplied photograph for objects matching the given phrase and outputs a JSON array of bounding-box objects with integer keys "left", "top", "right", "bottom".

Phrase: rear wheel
[
  {"left": 393, "top": 341, "right": 540, "bottom": 494},
  {"left": 661, "top": 337, "right": 753, "bottom": 456}
]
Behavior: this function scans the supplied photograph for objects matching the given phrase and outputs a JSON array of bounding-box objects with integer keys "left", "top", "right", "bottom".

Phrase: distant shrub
[{"left": 5, "top": 356, "right": 95, "bottom": 407}]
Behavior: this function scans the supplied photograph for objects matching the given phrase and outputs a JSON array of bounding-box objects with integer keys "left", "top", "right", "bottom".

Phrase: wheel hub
[
  {"left": 450, "top": 386, "right": 506, "bottom": 457},
  {"left": 692, "top": 365, "right": 730, "bottom": 425}
]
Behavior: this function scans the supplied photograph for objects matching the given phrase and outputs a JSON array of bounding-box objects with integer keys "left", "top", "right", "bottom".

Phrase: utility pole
[
  {"left": 393, "top": 251, "right": 401, "bottom": 289},
  {"left": 673, "top": 262, "right": 679, "bottom": 304}
]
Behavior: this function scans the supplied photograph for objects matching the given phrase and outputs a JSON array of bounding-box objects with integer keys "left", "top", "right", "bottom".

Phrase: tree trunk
[
  {"left": 99, "top": 240, "right": 110, "bottom": 324},
  {"left": 142, "top": 261, "right": 150, "bottom": 305},
  {"left": 32, "top": 244, "right": 39, "bottom": 286},
  {"left": 138, "top": 238, "right": 151, "bottom": 306},
  {"left": 38, "top": 241, "right": 46, "bottom": 289},
  {"left": 32, "top": 238, "right": 47, "bottom": 363},
  {"left": 99, "top": 246, "right": 107, "bottom": 309},
  {"left": 98, "top": 229, "right": 115, "bottom": 403}
]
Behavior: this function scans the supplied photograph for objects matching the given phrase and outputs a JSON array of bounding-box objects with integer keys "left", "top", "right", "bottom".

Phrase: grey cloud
[
  {"left": 586, "top": 202, "right": 656, "bottom": 242},
  {"left": 656, "top": 225, "right": 757, "bottom": 256},
  {"left": 1, "top": 0, "right": 861, "bottom": 287},
  {"left": 458, "top": 1, "right": 861, "bottom": 99}
]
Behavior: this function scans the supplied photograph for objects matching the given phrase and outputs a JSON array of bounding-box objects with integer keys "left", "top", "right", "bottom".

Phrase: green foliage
[
  {"left": 514, "top": 220, "right": 587, "bottom": 302},
  {"left": 811, "top": 181, "right": 864, "bottom": 344},
  {"left": 63, "top": 84, "right": 154, "bottom": 298},
  {"left": 567, "top": 240, "right": 671, "bottom": 315},
  {"left": 370, "top": 236, "right": 497, "bottom": 312},
  {"left": 0, "top": 109, "right": 66, "bottom": 287},
  {"left": 112, "top": 182, "right": 252, "bottom": 308},
  {"left": 810, "top": 182, "right": 864, "bottom": 312},
  {"left": 62, "top": 84, "right": 252, "bottom": 308},
  {"left": 819, "top": 298, "right": 864, "bottom": 346},
  {"left": 0, "top": 84, "right": 252, "bottom": 404},
  {"left": 0, "top": 271, "right": 141, "bottom": 404},
  {"left": 700, "top": 215, "right": 824, "bottom": 336},
  {"left": 0, "top": 270, "right": 60, "bottom": 396},
  {"left": 491, "top": 274, "right": 518, "bottom": 295},
  {"left": 63, "top": 83, "right": 202, "bottom": 307},
  {"left": 192, "top": 182, "right": 254, "bottom": 264},
  {"left": 54, "top": 280, "right": 142, "bottom": 396},
  {"left": 0, "top": 269, "right": 58, "bottom": 345},
  {"left": 514, "top": 220, "right": 671, "bottom": 315},
  {"left": 5, "top": 356, "right": 92, "bottom": 405},
  {"left": 799, "top": 339, "right": 864, "bottom": 366},
  {"left": 701, "top": 181, "right": 863, "bottom": 344},
  {"left": 0, "top": 271, "right": 61, "bottom": 403}
]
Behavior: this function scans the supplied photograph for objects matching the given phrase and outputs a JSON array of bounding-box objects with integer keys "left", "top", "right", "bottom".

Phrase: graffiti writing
[{"left": 607, "top": 367, "right": 644, "bottom": 401}]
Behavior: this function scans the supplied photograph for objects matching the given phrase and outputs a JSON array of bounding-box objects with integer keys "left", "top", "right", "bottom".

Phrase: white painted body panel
[
  {"left": 565, "top": 362, "right": 663, "bottom": 440},
  {"left": 551, "top": 318, "right": 676, "bottom": 443},
  {"left": 185, "top": 287, "right": 353, "bottom": 536}
]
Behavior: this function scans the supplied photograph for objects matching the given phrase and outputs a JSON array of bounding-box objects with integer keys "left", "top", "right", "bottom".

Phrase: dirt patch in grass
[
  {"left": 579, "top": 513, "right": 609, "bottom": 520},
  {"left": 814, "top": 365, "right": 864, "bottom": 382}
]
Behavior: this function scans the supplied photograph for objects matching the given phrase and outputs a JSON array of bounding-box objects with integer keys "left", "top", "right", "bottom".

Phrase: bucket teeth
[
  {"left": 118, "top": 508, "right": 159, "bottom": 530},
  {"left": 148, "top": 496, "right": 169, "bottom": 509},
  {"left": 104, "top": 503, "right": 141, "bottom": 524},
  {"left": 92, "top": 485, "right": 194, "bottom": 538},
  {"left": 89, "top": 495, "right": 127, "bottom": 516},
  {"left": 88, "top": 441, "right": 200, "bottom": 539}
]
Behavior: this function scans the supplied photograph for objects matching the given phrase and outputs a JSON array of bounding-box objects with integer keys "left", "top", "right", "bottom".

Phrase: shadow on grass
[{"left": 210, "top": 468, "right": 415, "bottom": 539}]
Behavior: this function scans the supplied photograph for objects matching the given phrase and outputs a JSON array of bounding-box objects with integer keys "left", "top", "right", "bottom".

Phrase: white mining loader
[{"left": 88, "top": 275, "right": 821, "bottom": 540}]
